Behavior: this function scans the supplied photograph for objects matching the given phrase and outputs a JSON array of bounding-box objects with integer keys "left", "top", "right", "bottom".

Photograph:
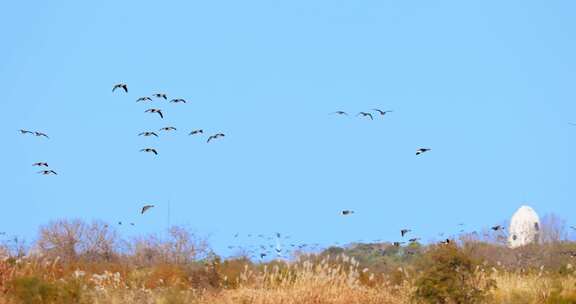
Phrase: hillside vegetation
[{"left": 1, "top": 218, "right": 576, "bottom": 303}]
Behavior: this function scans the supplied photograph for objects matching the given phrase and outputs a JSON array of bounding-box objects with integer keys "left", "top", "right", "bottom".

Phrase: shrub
[
  {"left": 7, "top": 276, "right": 87, "bottom": 304},
  {"left": 413, "top": 243, "right": 496, "bottom": 304}
]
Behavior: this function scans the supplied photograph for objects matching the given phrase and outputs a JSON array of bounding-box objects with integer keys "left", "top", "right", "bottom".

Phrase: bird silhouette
[
  {"left": 372, "top": 109, "right": 393, "bottom": 116},
  {"left": 169, "top": 98, "right": 186, "bottom": 103},
  {"left": 332, "top": 111, "right": 348, "bottom": 115},
  {"left": 409, "top": 238, "right": 421, "bottom": 243},
  {"left": 159, "top": 127, "right": 177, "bottom": 132},
  {"left": 37, "top": 170, "right": 57, "bottom": 175},
  {"left": 416, "top": 148, "right": 431, "bottom": 155},
  {"left": 491, "top": 225, "right": 504, "bottom": 231},
  {"left": 207, "top": 133, "right": 225, "bottom": 143},
  {"left": 19, "top": 129, "right": 34, "bottom": 135},
  {"left": 153, "top": 93, "right": 167, "bottom": 100},
  {"left": 141, "top": 205, "right": 154, "bottom": 214},
  {"left": 136, "top": 97, "right": 152, "bottom": 102},
  {"left": 440, "top": 239, "right": 451, "bottom": 244},
  {"left": 189, "top": 129, "right": 203, "bottom": 136},
  {"left": 357, "top": 112, "right": 373, "bottom": 120},
  {"left": 140, "top": 148, "right": 158, "bottom": 155},
  {"left": 32, "top": 162, "right": 49, "bottom": 167},
  {"left": 401, "top": 229, "right": 411, "bottom": 237},
  {"left": 138, "top": 132, "right": 158, "bottom": 137},
  {"left": 112, "top": 83, "right": 128, "bottom": 93},
  {"left": 341, "top": 210, "right": 354, "bottom": 216},
  {"left": 144, "top": 109, "right": 164, "bottom": 119},
  {"left": 34, "top": 132, "right": 49, "bottom": 139}
]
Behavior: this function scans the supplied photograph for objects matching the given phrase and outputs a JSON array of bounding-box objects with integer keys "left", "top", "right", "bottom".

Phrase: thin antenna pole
[{"left": 167, "top": 200, "right": 171, "bottom": 230}]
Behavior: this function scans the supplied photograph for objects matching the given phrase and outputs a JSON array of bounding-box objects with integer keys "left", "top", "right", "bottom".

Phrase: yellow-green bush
[
  {"left": 413, "top": 243, "right": 496, "bottom": 304},
  {"left": 7, "top": 276, "right": 87, "bottom": 304}
]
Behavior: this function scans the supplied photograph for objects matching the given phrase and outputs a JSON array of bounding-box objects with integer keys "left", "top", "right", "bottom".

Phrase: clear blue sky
[{"left": 1, "top": 1, "right": 576, "bottom": 255}]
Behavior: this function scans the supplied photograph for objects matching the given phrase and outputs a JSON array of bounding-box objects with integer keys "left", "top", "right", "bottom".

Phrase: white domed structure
[{"left": 508, "top": 205, "right": 540, "bottom": 248}]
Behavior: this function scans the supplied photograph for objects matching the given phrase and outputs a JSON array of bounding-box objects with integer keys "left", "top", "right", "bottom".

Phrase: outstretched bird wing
[{"left": 141, "top": 205, "right": 154, "bottom": 214}]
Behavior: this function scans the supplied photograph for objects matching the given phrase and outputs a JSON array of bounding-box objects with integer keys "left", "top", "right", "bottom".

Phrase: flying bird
[
  {"left": 19, "top": 129, "right": 34, "bottom": 135},
  {"left": 34, "top": 132, "right": 49, "bottom": 139},
  {"left": 32, "top": 162, "right": 49, "bottom": 167},
  {"left": 416, "top": 148, "right": 431, "bottom": 155},
  {"left": 331, "top": 111, "right": 348, "bottom": 116},
  {"left": 159, "top": 127, "right": 177, "bottom": 132},
  {"left": 409, "top": 238, "right": 421, "bottom": 243},
  {"left": 357, "top": 112, "right": 373, "bottom": 120},
  {"left": 144, "top": 109, "right": 164, "bottom": 119},
  {"left": 138, "top": 132, "right": 158, "bottom": 137},
  {"left": 401, "top": 229, "right": 411, "bottom": 237},
  {"left": 207, "top": 133, "right": 225, "bottom": 143},
  {"left": 37, "top": 170, "right": 57, "bottom": 175},
  {"left": 141, "top": 205, "right": 154, "bottom": 214},
  {"left": 341, "top": 210, "right": 354, "bottom": 216},
  {"left": 169, "top": 98, "right": 186, "bottom": 103},
  {"left": 112, "top": 83, "right": 128, "bottom": 93},
  {"left": 372, "top": 109, "right": 393, "bottom": 116},
  {"left": 153, "top": 93, "right": 167, "bottom": 100},
  {"left": 136, "top": 97, "right": 152, "bottom": 102},
  {"left": 140, "top": 148, "right": 158, "bottom": 155},
  {"left": 440, "top": 239, "right": 451, "bottom": 245},
  {"left": 491, "top": 225, "right": 504, "bottom": 231},
  {"left": 189, "top": 129, "right": 203, "bottom": 136}
]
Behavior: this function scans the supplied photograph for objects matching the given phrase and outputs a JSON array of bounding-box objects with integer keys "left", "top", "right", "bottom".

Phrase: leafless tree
[
  {"left": 128, "top": 225, "right": 209, "bottom": 266},
  {"left": 36, "top": 219, "right": 118, "bottom": 262},
  {"left": 540, "top": 213, "right": 567, "bottom": 243}
]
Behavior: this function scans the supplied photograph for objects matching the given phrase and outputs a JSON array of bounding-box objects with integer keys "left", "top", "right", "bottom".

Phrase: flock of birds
[
  {"left": 227, "top": 223, "right": 513, "bottom": 259},
  {"left": 332, "top": 109, "right": 393, "bottom": 120},
  {"left": 331, "top": 109, "right": 431, "bottom": 156},
  {"left": 13, "top": 82, "right": 535, "bottom": 260},
  {"left": 115, "top": 82, "right": 228, "bottom": 158},
  {"left": 114, "top": 82, "right": 224, "bottom": 222},
  {"left": 18, "top": 129, "right": 57, "bottom": 175},
  {"left": 17, "top": 83, "right": 227, "bottom": 225}
]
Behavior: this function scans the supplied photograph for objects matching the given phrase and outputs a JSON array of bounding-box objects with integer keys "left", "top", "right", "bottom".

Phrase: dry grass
[{"left": 2, "top": 254, "right": 576, "bottom": 304}]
